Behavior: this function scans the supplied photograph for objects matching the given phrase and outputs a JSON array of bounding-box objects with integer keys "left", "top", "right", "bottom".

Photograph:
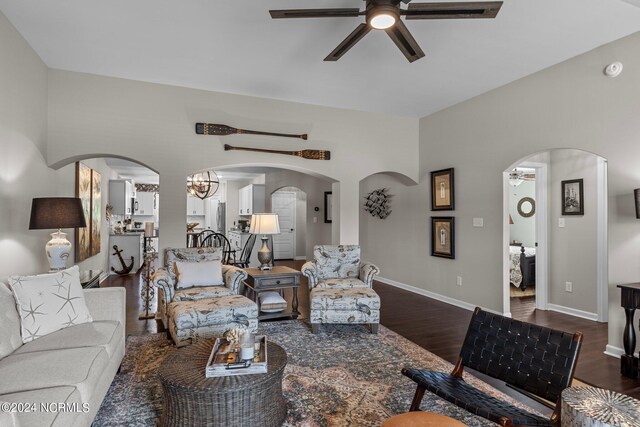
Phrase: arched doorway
[
  {"left": 184, "top": 165, "right": 332, "bottom": 266},
  {"left": 503, "top": 149, "right": 608, "bottom": 323},
  {"left": 49, "top": 155, "right": 160, "bottom": 275}
]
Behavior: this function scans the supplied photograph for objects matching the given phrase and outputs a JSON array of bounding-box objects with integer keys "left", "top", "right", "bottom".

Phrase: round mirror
[{"left": 517, "top": 197, "right": 536, "bottom": 217}]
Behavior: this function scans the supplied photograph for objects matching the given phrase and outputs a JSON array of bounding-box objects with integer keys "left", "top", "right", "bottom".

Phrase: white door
[{"left": 272, "top": 191, "right": 296, "bottom": 260}]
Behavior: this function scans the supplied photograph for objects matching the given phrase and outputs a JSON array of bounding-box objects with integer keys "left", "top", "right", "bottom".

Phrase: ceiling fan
[
  {"left": 509, "top": 169, "right": 535, "bottom": 186},
  {"left": 269, "top": 0, "right": 503, "bottom": 63}
]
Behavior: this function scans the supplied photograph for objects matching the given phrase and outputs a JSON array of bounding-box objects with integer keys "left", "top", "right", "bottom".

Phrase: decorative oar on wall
[
  {"left": 196, "top": 123, "right": 307, "bottom": 140},
  {"left": 224, "top": 144, "right": 330, "bottom": 161}
]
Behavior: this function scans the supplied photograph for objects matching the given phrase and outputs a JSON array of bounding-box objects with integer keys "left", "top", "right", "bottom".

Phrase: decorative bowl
[{"left": 186, "top": 222, "right": 199, "bottom": 232}]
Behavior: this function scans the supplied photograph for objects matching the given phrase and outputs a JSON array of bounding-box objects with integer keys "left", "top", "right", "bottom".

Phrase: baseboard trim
[
  {"left": 99, "top": 272, "right": 109, "bottom": 284},
  {"left": 604, "top": 344, "right": 639, "bottom": 359},
  {"left": 546, "top": 303, "right": 598, "bottom": 321},
  {"left": 376, "top": 276, "right": 503, "bottom": 316},
  {"left": 294, "top": 256, "right": 307, "bottom": 261}
]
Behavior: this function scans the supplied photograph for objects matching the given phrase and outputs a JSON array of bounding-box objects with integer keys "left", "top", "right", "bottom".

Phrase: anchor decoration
[{"left": 111, "top": 245, "right": 134, "bottom": 275}]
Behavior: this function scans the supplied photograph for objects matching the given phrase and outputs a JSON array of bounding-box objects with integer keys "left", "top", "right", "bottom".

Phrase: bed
[{"left": 509, "top": 245, "right": 536, "bottom": 290}]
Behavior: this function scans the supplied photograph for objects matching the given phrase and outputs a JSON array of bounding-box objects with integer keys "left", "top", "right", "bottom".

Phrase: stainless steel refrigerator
[{"left": 216, "top": 202, "right": 226, "bottom": 233}]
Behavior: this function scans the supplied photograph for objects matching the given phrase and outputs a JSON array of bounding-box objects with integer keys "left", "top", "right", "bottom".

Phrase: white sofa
[{"left": 0, "top": 283, "right": 126, "bottom": 427}]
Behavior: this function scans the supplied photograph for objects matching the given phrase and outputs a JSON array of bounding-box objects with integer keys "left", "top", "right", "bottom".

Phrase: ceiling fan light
[{"left": 370, "top": 13, "right": 396, "bottom": 29}]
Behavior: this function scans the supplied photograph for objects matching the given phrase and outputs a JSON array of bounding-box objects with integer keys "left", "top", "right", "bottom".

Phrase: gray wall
[
  {"left": 549, "top": 149, "right": 598, "bottom": 313},
  {"left": 414, "top": 31, "right": 640, "bottom": 352},
  {"left": 0, "top": 12, "right": 116, "bottom": 279}
]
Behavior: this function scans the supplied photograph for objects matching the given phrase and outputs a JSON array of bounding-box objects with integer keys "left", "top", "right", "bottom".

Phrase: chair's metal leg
[{"left": 409, "top": 385, "right": 426, "bottom": 411}]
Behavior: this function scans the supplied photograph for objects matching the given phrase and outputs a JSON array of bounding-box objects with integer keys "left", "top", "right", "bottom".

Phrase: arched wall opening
[
  {"left": 502, "top": 149, "right": 608, "bottom": 323},
  {"left": 1, "top": 148, "right": 159, "bottom": 279},
  {"left": 184, "top": 165, "right": 334, "bottom": 264},
  {"left": 359, "top": 171, "right": 423, "bottom": 286}
]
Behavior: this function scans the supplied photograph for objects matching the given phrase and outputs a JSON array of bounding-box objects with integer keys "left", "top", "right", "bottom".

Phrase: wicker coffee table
[{"left": 158, "top": 340, "right": 288, "bottom": 427}]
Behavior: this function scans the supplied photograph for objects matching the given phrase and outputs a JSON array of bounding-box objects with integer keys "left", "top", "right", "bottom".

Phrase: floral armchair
[
  {"left": 301, "top": 245, "right": 381, "bottom": 334},
  {"left": 152, "top": 247, "right": 248, "bottom": 327}
]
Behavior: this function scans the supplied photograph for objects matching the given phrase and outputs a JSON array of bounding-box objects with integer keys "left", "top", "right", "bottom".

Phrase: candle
[{"left": 145, "top": 222, "right": 154, "bottom": 237}]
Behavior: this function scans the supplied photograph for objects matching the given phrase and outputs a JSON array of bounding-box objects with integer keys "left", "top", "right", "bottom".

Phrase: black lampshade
[
  {"left": 635, "top": 189, "right": 640, "bottom": 219},
  {"left": 29, "top": 198, "right": 87, "bottom": 230}
]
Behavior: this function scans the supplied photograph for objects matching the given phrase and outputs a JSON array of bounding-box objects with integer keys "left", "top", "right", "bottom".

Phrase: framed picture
[
  {"left": 324, "top": 191, "right": 332, "bottom": 223},
  {"left": 431, "top": 168, "right": 454, "bottom": 211},
  {"left": 561, "top": 179, "right": 584, "bottom": 215},
  {"left": 75, "top": 162, "right": 102, "bottom": 261},
  {"left": 75, "top": 162, "right": 92, "bottom": 262},
  {"left": 431, "top": 217, "right": 455, "bottom": 259},
  {"left": 90, "top": 169, "right": 102, "bottom": 256}
]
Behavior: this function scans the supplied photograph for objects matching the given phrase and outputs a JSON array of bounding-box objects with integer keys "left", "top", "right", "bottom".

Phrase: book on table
[{"left": 205, "top": 336, "right": 268, "bottom": 377}]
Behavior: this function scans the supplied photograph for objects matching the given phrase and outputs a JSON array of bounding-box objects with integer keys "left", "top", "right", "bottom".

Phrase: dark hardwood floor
[{"left": 104, "top": 260, "right": 640, "bottom": 400}]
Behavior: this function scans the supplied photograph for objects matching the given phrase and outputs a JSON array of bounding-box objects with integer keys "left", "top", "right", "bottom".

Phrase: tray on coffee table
[{"left": 205, "top": 336, "right": 267, "bottom": 377}]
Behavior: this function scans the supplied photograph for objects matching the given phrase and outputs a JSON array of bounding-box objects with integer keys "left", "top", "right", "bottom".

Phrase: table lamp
[
  {"left": 249, "top": 213, "right": 280, "bottom": 270},
  {"left": 29, "top": 197, "right": 87, "bottom": 271}
]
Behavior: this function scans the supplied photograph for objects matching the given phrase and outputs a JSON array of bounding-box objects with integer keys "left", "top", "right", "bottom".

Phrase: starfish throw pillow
[{"left": 8, "top": 265, "right": 93, "bottom": 343}]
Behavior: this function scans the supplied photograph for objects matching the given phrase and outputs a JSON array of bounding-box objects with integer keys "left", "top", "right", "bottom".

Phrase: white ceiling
[{"left": 2, "top": 1, "right": 640, "bottom": 118}]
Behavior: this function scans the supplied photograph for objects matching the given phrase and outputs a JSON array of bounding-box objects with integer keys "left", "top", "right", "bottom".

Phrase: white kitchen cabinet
[
  {"left": 134, "top": 192, "right": 155, "bottom": 215},
  {"left": 238, "top": 184, "right": 265, "bottom": 216},
  {"left": 109, "top": 180, "right": 133, "bottom": 215},
  {"left": 187, "top": 195, "right": 205, "bottom": 215},
  {"left": 109, "top": 233, "right": 144, "bottom": 274}
]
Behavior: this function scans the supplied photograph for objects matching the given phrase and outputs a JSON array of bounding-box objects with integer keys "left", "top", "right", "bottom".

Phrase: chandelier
[{"left": 187, "top": 170, "right": 219, "bottom": 199}]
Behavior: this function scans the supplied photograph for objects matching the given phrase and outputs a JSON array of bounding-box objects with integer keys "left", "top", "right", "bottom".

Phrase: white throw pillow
[
  {"left": 259, "top": 291, "right": 287, "bottom": 313},
  {"left": 174, "top": 260, "right": 224, "bottom": 289},
  {"left": 8, "top": 266, "right": 93, "bottom": 344}
]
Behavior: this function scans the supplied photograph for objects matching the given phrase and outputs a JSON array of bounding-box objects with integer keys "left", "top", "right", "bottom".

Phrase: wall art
[
  {"left": 364, "top": 188, "right": 392, "bottom": 219},
  {"left": 431, "top": 168, "right": 454, "bottom": 211},
  {"left": 76, "top": 162, "right": 92, "bottom": 262},
  {"left": 75, "top": 162, "right": 101, "bottom": 261},
  {"left": 561, "top": 178, "right": 584, "bottom": 215},
  {"left": 91, "top": 169, "right": 101, "bottom": 256},
  {"left": 324, "top": 192, "right": 332, "bottom": 223},
  {"left": 431, "top": 216, "right": 455, "bottom": 259}
]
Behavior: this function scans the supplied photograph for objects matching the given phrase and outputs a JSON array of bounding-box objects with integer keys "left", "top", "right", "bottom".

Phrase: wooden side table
[
  {"left": 616, "top": 283, "right": 640, "bottom": 378},
  {"left": 243, "top": 266, "right": 301, "bottom": 321}
]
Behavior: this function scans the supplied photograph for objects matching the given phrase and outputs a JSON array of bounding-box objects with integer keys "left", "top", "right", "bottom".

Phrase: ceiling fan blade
[
  {"left": 270, "top": 8, "right": 361, "bottom": 19},
  {"left": 385, "top": 20, "right": 425, "bottom": 63},
  {"left": 324, "top": 23, "right": 371, "bottom": 61},
  {"left": 404, "top": 1, "right": 502, "bottom": 19}
]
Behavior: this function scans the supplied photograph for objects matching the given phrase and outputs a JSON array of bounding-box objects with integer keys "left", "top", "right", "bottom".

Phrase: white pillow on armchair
[
  {"left": 8, "top": 265, "right": 93, "bottom": 343},
  {"left": 174, "top": 260, "right": 224, "bottom": 289}
]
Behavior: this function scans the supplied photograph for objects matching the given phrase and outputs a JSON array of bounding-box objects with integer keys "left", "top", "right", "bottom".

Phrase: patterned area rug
[{"left": 94, "top": 320, "right": 540, "bottom": 426}]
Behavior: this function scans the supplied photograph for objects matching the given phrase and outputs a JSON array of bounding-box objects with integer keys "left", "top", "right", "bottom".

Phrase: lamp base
[
  {"left": 46, "top": 230, "right": 72, "bottom": 271},
  {"left": 257, "top": 236, "right": 272, "bottom": 270}
]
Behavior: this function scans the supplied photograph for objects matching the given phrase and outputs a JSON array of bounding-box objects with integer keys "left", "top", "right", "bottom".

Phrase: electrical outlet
[
  {"left": 558, "top": 218, "right": 566, "bottom": 228},
  {"left": 565, "top": 281, "right": 573, "bottom": 292},
  {"left": 456, "top": 276, "right": 463, "bottom": 286}
]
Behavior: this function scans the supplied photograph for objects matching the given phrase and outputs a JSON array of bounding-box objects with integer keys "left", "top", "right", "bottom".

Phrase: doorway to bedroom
[
  {"left": 508, "top": 165, "right": 540, "bottom": 312},
  {"left": 503, "top": 149, "right": 608, "bottom": 323}
]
